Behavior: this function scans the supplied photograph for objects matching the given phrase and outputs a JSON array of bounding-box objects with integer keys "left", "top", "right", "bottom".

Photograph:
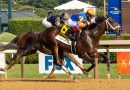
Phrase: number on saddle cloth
[{"left": 59, "top": 25, "right": 70, "bottom": 38}]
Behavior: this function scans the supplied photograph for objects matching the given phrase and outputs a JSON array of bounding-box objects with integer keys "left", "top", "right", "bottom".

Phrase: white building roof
[{"left": 54, "top": 0, "right": 95, "bottom": 10}]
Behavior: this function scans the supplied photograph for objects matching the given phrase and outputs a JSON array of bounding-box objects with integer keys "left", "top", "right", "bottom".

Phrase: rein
[
  {"left": 105, "top": 18, "right": 121, "bottom": 33},
  {"left": 96, "top": 17, "right": 121, "bottom": 32}
]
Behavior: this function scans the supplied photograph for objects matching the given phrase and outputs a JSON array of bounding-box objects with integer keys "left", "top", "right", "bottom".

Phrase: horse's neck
[{"left": 90, "top": 23, "right": 105, "bottom": 43}]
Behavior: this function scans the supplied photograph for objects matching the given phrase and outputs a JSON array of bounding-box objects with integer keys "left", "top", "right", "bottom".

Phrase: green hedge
[
  {"left": 0, "top": 32, "right": 16, "bottom": 42},
  {"left": 5, "top": 53, "right": 38, "bottom": 64},
  {"left": 5, "top": 17, "right": 44, "bottom": 64},
  {"left": 8, "top": 17, "right": 44, "bottom": 35},
  {"left": 101, "top": 34, "right": 130, "bottom": 40}
]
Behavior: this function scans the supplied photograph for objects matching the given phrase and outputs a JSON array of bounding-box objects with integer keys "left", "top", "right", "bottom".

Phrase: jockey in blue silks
[
  {"left": 66, "top": 9, "right": 96, "bottom": 54},
  {"left": 68, "top": 9, "right": 96, "bottom": 31}
]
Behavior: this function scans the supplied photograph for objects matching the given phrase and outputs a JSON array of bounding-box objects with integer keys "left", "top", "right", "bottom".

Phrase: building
[{"left": 122, "top": 0, "right": 130, "bottom": 34}]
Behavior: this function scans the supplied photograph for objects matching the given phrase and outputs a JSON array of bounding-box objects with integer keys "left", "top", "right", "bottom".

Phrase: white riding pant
[
  {"left": 42, "top": 17, "right": 52, "bottom": 28},
  {"left": 67, "top": 19, "right": 78, "bottom": 28}
]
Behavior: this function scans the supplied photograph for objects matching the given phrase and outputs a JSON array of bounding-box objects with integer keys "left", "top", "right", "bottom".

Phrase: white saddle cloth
[{"left": 55, "top": 35, "right": 71, "bottom": 45}]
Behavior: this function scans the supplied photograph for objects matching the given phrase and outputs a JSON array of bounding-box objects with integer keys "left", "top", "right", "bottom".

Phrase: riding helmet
[{"left": 60, "top": 13, "right": 70, "bottom": 20}]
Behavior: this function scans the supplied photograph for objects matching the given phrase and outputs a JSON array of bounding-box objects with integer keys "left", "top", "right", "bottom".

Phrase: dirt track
[{"left": 0, "top": 78, "right": 130, "bottom": 90}]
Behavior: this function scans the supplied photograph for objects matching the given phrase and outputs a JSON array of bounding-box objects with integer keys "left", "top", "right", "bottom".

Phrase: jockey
[
  {"left": 66, "top": 9, "right": 96, "bottom": 54},
  {"left": 66, "top": 9, "right": 96, "bottom": 40},
  {"left": 42, "top": 12, "right": 62, "bottom": 28},
  {"left": 60, "top": 13, "right": 70, "bottom": 25},
  {"left": 69, "top": 9, "right": 96, "bottom": 30}
]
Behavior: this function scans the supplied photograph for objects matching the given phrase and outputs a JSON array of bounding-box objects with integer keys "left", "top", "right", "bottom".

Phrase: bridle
[
  {"left": 105, "top": 17, "right": 121, "bottom": 33},
  {"left": 96, "top": 17, "right": 121, "bottom": 34}
]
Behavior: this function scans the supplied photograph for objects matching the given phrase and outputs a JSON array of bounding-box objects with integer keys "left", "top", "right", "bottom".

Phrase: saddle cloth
[
  {"left": 55, "top": 35, "right": 71, "bottom": 45},
  {"left": 55, "top": 35, "right": 77, "bottom": 54}
]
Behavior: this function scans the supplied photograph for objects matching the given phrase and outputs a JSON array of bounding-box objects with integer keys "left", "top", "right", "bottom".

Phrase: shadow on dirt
[{"left": 0, "top": 78, "right": 77, "bottom": 83}]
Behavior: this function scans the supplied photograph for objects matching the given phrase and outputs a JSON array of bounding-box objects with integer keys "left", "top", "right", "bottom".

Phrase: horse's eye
[{"left": 109, "top": 20, "right": 113, "bottom": 23}]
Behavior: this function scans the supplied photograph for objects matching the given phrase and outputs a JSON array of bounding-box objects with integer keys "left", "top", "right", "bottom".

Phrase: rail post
[
  {"left": 21, "top": 57, "right": 25, "bottom": 78},
  {"left": 106, "top": 46, "right": 111, "bottom": 79},
  {"left": 94, "top": 58, "right": 98, "bottom": 79}
]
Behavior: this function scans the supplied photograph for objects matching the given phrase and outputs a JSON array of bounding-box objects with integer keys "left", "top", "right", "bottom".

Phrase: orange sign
[{"left": 117, "top": 52, "right": 130, "bottom": 74}]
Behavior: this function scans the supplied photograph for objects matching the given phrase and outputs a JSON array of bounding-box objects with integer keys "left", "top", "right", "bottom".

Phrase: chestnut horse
[{"left": 0, "top": 27, "right": 83, "bottom": 78}]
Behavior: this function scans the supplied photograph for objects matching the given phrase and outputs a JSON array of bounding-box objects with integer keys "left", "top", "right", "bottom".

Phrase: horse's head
[
  {"left": 95, "top": 16, "right": 123, "bottom": 35},
  {"left": 105, "top": 16, "right": 123, "bottom": 35}
]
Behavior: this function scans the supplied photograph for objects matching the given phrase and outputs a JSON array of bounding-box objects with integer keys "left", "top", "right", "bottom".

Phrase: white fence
[{"left": 1, "top": 49, "right": 130, "bottom": 78}]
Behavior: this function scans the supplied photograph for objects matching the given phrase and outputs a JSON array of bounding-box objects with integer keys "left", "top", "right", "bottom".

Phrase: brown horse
[
  {"left": 36, "top": 16, "right": 122, "bottom": 76},
  {"left": 0, "top": 16, "right": 122, "bottom": 77},
  {"left": 0, "top": 27, "right": 83, "bottom": 78},
  {"left": 53, "top": 16, "right": 122, "bottom": 74}
]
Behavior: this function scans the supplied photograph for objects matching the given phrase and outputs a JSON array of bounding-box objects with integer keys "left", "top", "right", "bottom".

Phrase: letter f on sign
[{"left": 45, "top": 56, "right": 53, "bottom": 70}]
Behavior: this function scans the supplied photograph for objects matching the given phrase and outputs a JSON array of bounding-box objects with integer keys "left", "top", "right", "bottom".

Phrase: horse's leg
[
  {"left": 52, "top": 46, "right": 61, "bottom": 67},
  {"left": 83, "top": 53, "right": 96, "bottom": 75},
  {"left": 64, "top": 52, "right": 86, "bottom": 73},
  {"left": 4, "top": 53, "right": 21, "bottom": 71},
  {"left": 4, "top": 48, "right": 37, "bottom": 71},
  {"left": 39, "top": 47, "right": 73, "bottom": 78},
  {"left": 86, "top": 58, "right": 95, "bottom": 73},
  {"left": 47, "top": 64, "right": 57, "bottom": 78},
  {"left": 99, "top": 52, "right": 108, "bottom": 62},
  {"left": 58, "top": 49, "right": 74, "bottom": 79},
  {"left": 85, "top": 52, "right": 108, "bottom": 73},
  {"left": 39, "top": 47, "right": 58, "bottom": 78},
  {"left": 39, "top": 47, "right": 52, "bottom": 55}
]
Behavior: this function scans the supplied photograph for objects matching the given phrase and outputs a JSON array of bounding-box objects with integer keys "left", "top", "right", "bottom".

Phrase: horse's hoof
[
  {"left": 82, "top": 68, "right": 89, "bottom": 75},
  {"left": 0, "top": 68, "right": 4, "bottom": 71},
  {"left": 2, "top": 67, "right": 8, "bottom": 72},
  {"left": 68, "top": 75, "right": 77, "bottom": 82},
  {"left": 47, "top": 74, "right": 57, "bottom": 79},
  {"left": 46, "top": 77, "right": 50, "bottom": 79},
  {"left": 86, "top": 73, "right": 92, "bottom": 78},
  {"left": 69, "top": 75, "right": 74, "bottom": 79},
  {"left": 82, "top": 69, "right": 87, "bottom": 74}
]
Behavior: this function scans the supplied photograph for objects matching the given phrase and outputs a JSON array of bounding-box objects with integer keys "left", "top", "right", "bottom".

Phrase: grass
[
  {"left": 0, "top": 32, "right": 16, "bottom": 42},
  {"left": 5, "top": 63, "right": 130, "bottom": 79}
]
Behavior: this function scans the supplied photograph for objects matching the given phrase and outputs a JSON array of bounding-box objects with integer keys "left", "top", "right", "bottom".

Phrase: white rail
[
  {"left": 1, "top": 49, "right": 130, "bottom": 54},
  {"left": 3, "top": 49, "right": 129, "bottom": 53}
]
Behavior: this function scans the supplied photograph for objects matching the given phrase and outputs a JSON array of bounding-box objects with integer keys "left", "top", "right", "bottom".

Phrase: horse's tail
[{"left": 0, "top": 36, "right": 19, "bottom": 51}]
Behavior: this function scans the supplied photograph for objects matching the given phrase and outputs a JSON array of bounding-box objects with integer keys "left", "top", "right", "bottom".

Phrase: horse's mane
[
  {"left": 87, "top": 23, "right": 97, "bottom": 29},
  {"left": 95, "top": 16, "right": 107, "bottom": 24},
  {"left": 87, "top": 16, "right": 107, "bottom": 30}
]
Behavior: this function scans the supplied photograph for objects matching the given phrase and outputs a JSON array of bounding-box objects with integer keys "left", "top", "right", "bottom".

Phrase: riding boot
[
  {"left": 71, "top": 40, "right": 76, "bottom": 54},
  {"left": 68, "top": 33, "right": 75, "bottom": 41},
  {"left": 66, "top": 29, "right": 76, "bottom": 54},
  {"left": 67, "top": 33, "right": 76, "bottom": 54}
]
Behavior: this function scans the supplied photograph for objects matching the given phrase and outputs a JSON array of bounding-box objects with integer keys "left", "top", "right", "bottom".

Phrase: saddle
[{"left": 59, "top": 25, "right": 81, "bottom": 54}]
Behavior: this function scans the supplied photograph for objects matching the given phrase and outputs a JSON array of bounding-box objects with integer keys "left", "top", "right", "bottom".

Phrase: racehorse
[
  {"left": 0, "top": 27, "right": 83, "bottom": 78},
  {"left": 0, "top": 16, "right": 122, "bottom": 77},
  {"left": 50, "top": 16, "right": 122, "bottom": 74}
]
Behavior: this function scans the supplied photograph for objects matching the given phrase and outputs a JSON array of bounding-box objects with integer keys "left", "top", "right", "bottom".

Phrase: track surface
[{"left": 0, "top": 78, "right": 130, "bottom": 90}]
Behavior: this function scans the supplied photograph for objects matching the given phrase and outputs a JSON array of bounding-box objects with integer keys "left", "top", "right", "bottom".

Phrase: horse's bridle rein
[
  {"left": 105, "top": 17, "right": 121, "bottom": 32},
  {"left": 96, "top": 17, "right": 121, "bottom": 33}
]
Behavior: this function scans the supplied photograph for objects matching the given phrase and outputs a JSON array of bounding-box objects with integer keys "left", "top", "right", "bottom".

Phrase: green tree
[{"left": 25, "top": 0, "right": 60, "bottom": 10}]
